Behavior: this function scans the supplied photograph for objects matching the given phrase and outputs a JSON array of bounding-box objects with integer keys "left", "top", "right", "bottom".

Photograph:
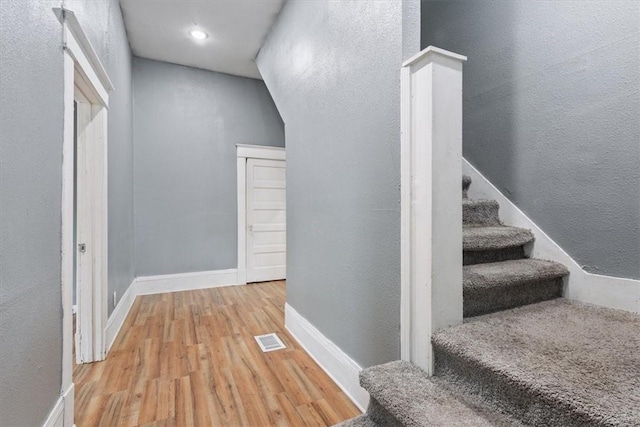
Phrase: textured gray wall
[
  {"left": 0, "top": 2, "right": 64, "bottom": 425},
  {"left": 257, "top": 0, "right": 417, "bottom": 368},
  {"left": 133, "top": 58, "right": 284, "bottom": 276},
  {"left": 422, "top": 0, "right": 640, "bottom": 279},
  {"left": 66, "top": 0, "right": 136, "bottom": 314},
  {"left": 0, "top": 0, "right": 134, "bottom": 424}
]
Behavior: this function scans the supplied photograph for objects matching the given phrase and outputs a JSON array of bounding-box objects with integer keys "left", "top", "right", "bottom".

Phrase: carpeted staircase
[{"left": 337, "top": 176, "right": 640, "bottom": 426}]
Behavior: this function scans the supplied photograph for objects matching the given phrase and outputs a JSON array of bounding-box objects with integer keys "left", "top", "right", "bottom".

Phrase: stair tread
[
  {"left": 464, "top": 259, "right": 568, "bottom": 290},
  {"left": 433, "top": 299, "right": 640, "bottom": 426},
  {"left": 464, "top": 226, "right": 534, "bottom": 251},
  {"left": 360, "top": 361, "right": 521, "bottom": 427}
]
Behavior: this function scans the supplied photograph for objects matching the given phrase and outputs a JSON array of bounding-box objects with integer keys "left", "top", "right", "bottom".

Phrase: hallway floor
[{"left": 73, "top": 281, "right": 361, "bottom": 426}]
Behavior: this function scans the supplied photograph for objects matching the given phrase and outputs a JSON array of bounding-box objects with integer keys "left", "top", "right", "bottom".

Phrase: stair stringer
[{"left": 464, "top": 159, "right": 639, "bottom": 314}]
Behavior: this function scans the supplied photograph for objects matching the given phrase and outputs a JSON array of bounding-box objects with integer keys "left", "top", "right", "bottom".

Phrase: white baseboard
[
  {"left": 105, "top": 279, "right": 137, "bottom": 352},
  {"left": 42, "top": 396, "right": 63, "bottom": 427},
  {"left": 62, "top": 384, "right": 74, "bottom": 427},
  {"left": 135, "top": 268, "right": 238, "bottom": 296},
  {"left": 464, "top": 159, "right": 640, "bottom": 313},
  {"left": 42, "top": 383, "right": 74, "bottom": 427},
  {"left": 284, "top": 303, "right": 369, "bottom": 411}
]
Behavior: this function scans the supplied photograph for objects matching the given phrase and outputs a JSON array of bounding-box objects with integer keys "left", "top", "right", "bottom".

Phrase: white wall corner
[
  {"left": 284, "top": 303, "right": 369, "bottom": 411},
  {"left": 464, "top": 159, "right": 640, "bottom": 313}
]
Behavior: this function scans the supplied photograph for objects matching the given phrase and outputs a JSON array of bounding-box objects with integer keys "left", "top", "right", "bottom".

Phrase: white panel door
[
  {"left": 246, "top": 158, "right": 286, "bottom": 283},
  {"left": 74, "top": 88, "right": 94, "bottom": 363}
]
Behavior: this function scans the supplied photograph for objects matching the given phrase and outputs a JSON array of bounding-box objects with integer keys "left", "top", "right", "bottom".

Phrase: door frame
[
  {"left": 58, "top": 7, "right": 113, "bottom": 416},
  {"left": 236, "top": 144, "right": 286, "bottom": 285}
]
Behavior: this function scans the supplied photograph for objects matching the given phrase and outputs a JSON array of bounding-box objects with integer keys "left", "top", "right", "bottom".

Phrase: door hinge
[{"left": 78, "top": 243, "right": 86, "bottom": 253}]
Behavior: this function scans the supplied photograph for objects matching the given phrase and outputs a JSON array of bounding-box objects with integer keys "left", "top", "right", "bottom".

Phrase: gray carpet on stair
[
  {"left": 355, "top": 361, "right": 522, "bottom": 427},
  {"left": 463, "top": 226, "right": 534, "bottom": 265},
  {"left": 463, "top": 226, "right": 534, "bottom": 251},
  {"left": 464, "top": 259, "right": 568, "bottom": 316},
  {"left": 433, "top": 299, "right": 640, "bottom": 426},
  {"left": 464, "top": 246, "right": 526, "bottom": 266},
  {"left": 366, "top": 398, "right": 402, "bottom": 426},
  {"left": 463, "top": 199, "right": 501, "bottom": 226},
  {"left": 338, "top": 176, "right": 636, "bottom": 427}
]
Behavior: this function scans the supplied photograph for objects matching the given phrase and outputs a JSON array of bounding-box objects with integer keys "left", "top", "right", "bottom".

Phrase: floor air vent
[{"left": 254, "top": 333, "right": 286, "bottom": 352}]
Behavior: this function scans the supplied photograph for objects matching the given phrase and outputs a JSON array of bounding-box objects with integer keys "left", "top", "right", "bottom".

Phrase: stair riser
[
  {"left": 464, "top": 278, "right": 563, "bottom": 317},
  {"left": 433, "top": 347, "right": 598, "bottom": 427},
  {"left": 464, "top": 247, "right": 525, "bottom": 265},
  {"left": 366, "top": 398, "right": 402, "bottom": 427},
  {"left": 463, "top": 204, "right": 500, "bottom": 226}
]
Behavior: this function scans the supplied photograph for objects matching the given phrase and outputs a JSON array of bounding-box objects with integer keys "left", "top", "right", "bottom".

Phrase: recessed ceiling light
[{"left": 189, "top": 29, "right": 208, "bottom": 40}]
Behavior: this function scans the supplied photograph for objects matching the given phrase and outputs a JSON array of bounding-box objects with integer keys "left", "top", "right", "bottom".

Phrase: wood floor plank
[{"left": 74, "top": 281, "right": 361, "bottom": 426}]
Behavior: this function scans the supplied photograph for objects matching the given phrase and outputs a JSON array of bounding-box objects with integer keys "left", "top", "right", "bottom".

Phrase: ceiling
[{"left": 119, "top": 0, "right": 286, "bottom": 80}]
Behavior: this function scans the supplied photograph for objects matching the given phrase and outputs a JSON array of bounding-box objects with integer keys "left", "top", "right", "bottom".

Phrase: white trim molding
[
  {"left": 42, "top": 384, "right": 74, "bottom": 427},
  {"left": 284, "top": 303, "right": 369, "bottom": 411},
  {"left": 237, "top": 144, "right": 286, "bottom": 161},
  {"left": 105, "top": 279, "right": 137, "bottom": 352},
  {"left": 400, "top": 46, "right": 467, "bottom": 374},
  {"left": 236, "top": 144, "right": 286, "bottom": 285},
  {"left": 42, "top": 396, "right": 64, "bottom": 427},
  {"left": 62, "top": 384, "right": 74, "bottom": 427},
  {"left": 54, "top": 8, "right": 114, "bottom": 95},
  {"left": 464, "top": 160, "right": 640, "bottom": 314},
  {"left": 58, "top": 7, "right": 112, "bottom": 414},
  {"left": 136, "top": 269, "right": 239, "bottom": 296}
]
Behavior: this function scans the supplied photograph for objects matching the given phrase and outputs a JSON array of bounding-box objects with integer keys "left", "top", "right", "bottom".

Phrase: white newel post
[{"left": 401, "top": 46, "right": 467, "bottom": 374}]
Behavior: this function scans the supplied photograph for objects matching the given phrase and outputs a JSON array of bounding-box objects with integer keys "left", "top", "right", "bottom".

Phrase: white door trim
[
  {"left": 58, "top": 8, "right": 111, "bottom": 421},
  {"left": 236, "top": 144, "right": 285, "bottom": 285}
]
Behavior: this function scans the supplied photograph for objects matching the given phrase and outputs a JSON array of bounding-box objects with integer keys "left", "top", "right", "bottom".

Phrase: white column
[{"left": 401, "top": 46, "right": 466, "bottom": 374}]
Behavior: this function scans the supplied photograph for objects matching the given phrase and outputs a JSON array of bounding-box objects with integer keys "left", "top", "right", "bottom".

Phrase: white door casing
[
  {"left": 58, "top": 7, "right": 113, "bottom": 425},
  {"left": 236, "top": 145, "right": 286, "bottom": 285},
  {"left": 246, "top": 158, "right": 286, "bottom": 282}
]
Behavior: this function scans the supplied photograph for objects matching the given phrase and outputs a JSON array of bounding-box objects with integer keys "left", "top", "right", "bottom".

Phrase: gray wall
[
  {"left": 0, "top": 2, "right": 64, "bottom": 425},
  {"left": 0, "top": 0, "right": 134, "bottom": 424},
  {"left": 257, "top": 0, "right": 418, "bottom": 368},
  {"left": 66, "top": 0, "right": 136, "bottom": 314},
  {"left": 422, "top": 0, "right": 640, "bottom": 279},
  {"left": 133, "top": 58, "right": 284, "bottom": 276}
]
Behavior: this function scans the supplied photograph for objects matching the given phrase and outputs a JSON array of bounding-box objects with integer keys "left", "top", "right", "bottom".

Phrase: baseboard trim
[
  {"left": 105, "top": 279, "right": 137, "bottom": 353},
  {"left": 42, "top": 383, "right": 74, "bottom": 427},
  {"left": 42, "top": 396, "right": 63, "bottom": 427},
  {"left": 135, "top": 269, "right": 239, "bottom": 296},
  {"left": 62, "top": 383, "right": 74, "bottom": 427},
  {"left": 464, "top": 159, "right": 640, "bottom": 313},
  {"left": 284, "top": 303, "right": 369, "bottom": 411}
]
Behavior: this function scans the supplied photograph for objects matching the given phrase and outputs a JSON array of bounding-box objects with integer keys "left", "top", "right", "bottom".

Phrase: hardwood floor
[{"left": 73, "top": 281, "right": 361, "bottom": 426}]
